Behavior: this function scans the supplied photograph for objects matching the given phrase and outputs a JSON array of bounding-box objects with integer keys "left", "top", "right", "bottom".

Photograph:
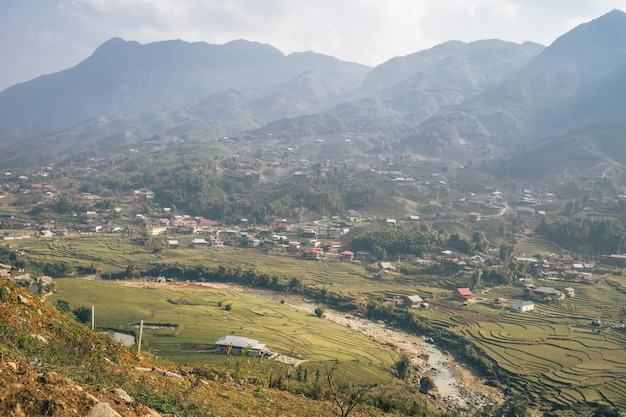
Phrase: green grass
[
  {"left": 14, "top": 234, "right": 626, "bottom": 411},
  {"left": 49, "top": 278, "right": 398, "bottom": 384}
]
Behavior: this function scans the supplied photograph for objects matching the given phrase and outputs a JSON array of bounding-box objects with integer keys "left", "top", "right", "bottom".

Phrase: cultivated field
[
  {"left": 13, "top": 234, "right": 626, "bottom": 410},
  {"left": 418, "top": 279, "right": 626, "bottom": 410},
  {"left": 49, "top": 278, "right": 400, "bottom": 383}
]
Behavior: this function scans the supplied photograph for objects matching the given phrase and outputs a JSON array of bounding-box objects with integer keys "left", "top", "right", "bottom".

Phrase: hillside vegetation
[{"left": 1, "top": 279, "right": 453, "bottom": 417}]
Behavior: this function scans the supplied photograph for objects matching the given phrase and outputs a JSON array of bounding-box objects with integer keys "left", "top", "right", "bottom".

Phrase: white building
[{"left": 512, "top": 300, "right": 535, "bottom": 312}]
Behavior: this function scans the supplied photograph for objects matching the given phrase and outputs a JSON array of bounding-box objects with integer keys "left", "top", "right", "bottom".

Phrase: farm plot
[
  {"left": 459, "top": 316, "right": 626, "bottom": 409},
  {"left": 49, "top": 278, "right": 398, "bottom": 383}
]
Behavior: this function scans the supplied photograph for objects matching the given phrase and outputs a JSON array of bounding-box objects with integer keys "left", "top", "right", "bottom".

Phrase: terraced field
[
  {"left": 13, "top": 234, "right": 626, "bottom": 410},
  {"left": 425, "top": 279, "right": 626, "bottom": 410},
  {"left": 16, "top": 235, "right": 434, "bottom": 299},
  {"left": 49, "top": 278, "right": 398, "bottom": 383}
]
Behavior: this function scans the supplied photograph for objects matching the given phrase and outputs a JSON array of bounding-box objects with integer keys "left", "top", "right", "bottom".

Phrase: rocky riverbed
[{"left": 293, "top": 304, "right": 503, "bottom": 413}]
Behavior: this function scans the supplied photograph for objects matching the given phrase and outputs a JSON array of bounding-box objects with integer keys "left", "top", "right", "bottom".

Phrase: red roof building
[
  {"left": 453, "top": 287, "right": 476, "bottom": 301},
  {"left": 340, "top": 250, "right": 354, "bottom": 261}
]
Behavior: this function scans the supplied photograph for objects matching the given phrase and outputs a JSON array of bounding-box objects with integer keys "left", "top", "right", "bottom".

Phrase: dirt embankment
[{"left": 0, "top": 358, "right": 161, "bottom": 417}]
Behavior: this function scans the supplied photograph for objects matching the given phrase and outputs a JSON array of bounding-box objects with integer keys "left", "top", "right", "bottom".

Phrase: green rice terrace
[
  {"left": 421, "top": 281, "right": 626, "bottom": 410},
  {"left": 10, "top": 234, "right": 626, "bottom": 412},
  {"left": 48, "top": 278, "right": 399, "bottom": 384}
]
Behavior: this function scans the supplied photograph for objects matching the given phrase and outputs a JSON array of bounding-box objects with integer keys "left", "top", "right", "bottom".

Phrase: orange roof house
[{"left": 340, "top": 250, "right": 354, "bottom": 261}]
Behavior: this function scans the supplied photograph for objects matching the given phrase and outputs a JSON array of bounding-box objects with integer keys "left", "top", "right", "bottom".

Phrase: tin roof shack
[
  {"left": 402, "top": 295, "right": 424, "bottom": 309},
  {"left": 533, "top": 286, "right": 565, "bottom": 302},
  {"left": 214, "top": 335, "right": 276, "bottom": 358}
]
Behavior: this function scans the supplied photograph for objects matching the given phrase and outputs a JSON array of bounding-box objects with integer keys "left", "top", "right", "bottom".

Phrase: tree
[
  {"left": 472, "top": 231, "right": 488, "bottom": 252},
  {"left": 448, "top": 233, "right": 472, "bottom": 254},
  {"left": 394, "top": 354, "right": 412, "bottom": 380},
  {"left": 592, "top": 404, "right": 621, "bottom": 417},
  {"left": 499, "top": 244, "right": 514, "bottom": 262},
  {"left": 324, "top": 361, "right": 374, "bottom": 417},
  {"left": 72, "top": 305, "right": 92, "bottom": 324},
  {"left": 288, "top": 277, "right": 303, "bottom": 293},
  {"left": 56, "top": 299, "right": 70, "bottom": 312},
  {"left": 314, "top": 306, "right": 325, "bottom": 318},
  {"left": 470, "top": 269, "right": 483, "bottom": 291}
]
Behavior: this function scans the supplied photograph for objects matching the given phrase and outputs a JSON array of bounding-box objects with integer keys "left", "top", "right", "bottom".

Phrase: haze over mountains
[{"left": 2, "top": 9, "right": 626, "bottom": 180}]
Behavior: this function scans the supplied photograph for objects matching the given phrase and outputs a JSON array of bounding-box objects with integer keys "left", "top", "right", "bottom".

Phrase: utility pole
[{"left": 137, "top": 320, "right": 144, "bottom": 356}]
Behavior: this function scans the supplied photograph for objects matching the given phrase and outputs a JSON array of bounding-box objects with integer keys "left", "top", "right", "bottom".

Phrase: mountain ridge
[
  {"left": 2, "top": 10, "right": 626, "bottom": 181},
  {"left": 0, "top": 37, "right": 370, "bottom": 141}
]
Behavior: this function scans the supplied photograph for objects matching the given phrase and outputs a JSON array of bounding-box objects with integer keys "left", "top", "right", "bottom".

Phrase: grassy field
[
  {"left": 16, "top": 234, "right": 427, "bottom": 297},
  {"left": 13, "top": 234, "right": 626, "bottom": 410},
  {"left": 49, "top": 278, "right": 400, "bottom": 384}
]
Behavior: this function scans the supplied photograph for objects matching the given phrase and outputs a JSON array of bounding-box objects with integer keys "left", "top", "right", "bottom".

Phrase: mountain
[
  {"left": 0, "top": 38, "right": 370, "bottom": 143},
  {"left": 4, "top": 10, "right": 626, "bottom": 180},
  {"left": 402, "top": 10, "right": 626, "bottom": 173},
  {"left": 251, "top": 40, "right": 544, "bottom": 142}
]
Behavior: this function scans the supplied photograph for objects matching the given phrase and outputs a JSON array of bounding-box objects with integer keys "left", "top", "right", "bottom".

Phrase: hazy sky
[{"left": 1, "top": 1, "right": 624, "bottom": 91}]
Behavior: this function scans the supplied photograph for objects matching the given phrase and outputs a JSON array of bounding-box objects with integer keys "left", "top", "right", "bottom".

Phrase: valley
[{"left": 2, "top": 9, "right": 626, "bottom": 417}]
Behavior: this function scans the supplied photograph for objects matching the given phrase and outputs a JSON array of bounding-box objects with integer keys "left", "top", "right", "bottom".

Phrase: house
[
  {"left": 512, "top": 300, "right": 535, "bottom": 312},
  {"left": 172, "top": 218, "right": 196, "bottom": 228},
  {"left": 403, "top": 295, "right": 424, "bottom": 308},
  {"left": 533, "top": 286, "right": 565, "bottom": 301},
  {"left": 601, "top": 254, "right": 626, "bottom": 267},
  {"left": 192, "top": 238, "right": 209, "bottom": 248},
  {"left": 340, "top": 250, "right": 354, "bottom": 262},
  {"left": 304, "top": 248, "right": 323, "bottom": 260},
  {"left": 328, "top": 228, "right": 343, "bottom": 238},
  {"left": 515, "top": 276, "right": 535, "bottom": 287},
  {"left": 55, "top": 228, "right": 69, "bottom": 236},
  {"left": 198, "top": 219, "right": 219, "bottom": 230},
  {"left": 246, "top": 237, "right": 261, "bottom": 247},
  {"left": 563, "top": 287, "right": 575, "bottom": 297},
  {"left": 379, "top": 262, "right": 396, "bottom": 271},
  {"left": 453, "top": 288, "right": 476, "bottom": 301},
  {"left": 167, "top": 240, "right": 179, "bottom": 247},
  {"left": 214, "top": 335, "right": 274, "bottom": 357},
  {"left": 326, "top": 241, "right": 342, "bottom": 251}
]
